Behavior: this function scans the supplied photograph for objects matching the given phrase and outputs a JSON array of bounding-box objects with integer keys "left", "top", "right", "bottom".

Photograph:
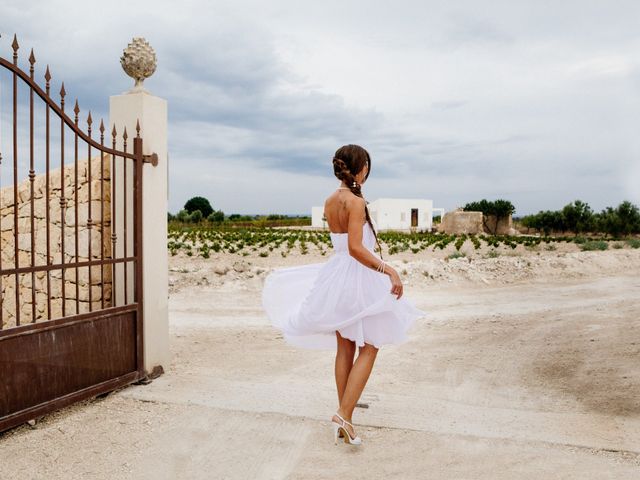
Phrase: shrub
[
  {"left": 626, "top": 238, "right": 640, "bottom": 249},
  {"left": 207, "top": 210, "right": 225, "bottom": 223},
  {"left": 175, "top": 209, "right": 190, "bottom": 222},
  {"left": 189, "top": 210, "right": 203, "bottom": 223},
  {"left": 580, "top": 240, "right": 608, "bottom": 251}
]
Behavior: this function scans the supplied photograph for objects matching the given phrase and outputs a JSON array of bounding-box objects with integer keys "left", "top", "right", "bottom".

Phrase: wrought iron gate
[{"left": 0, "top": 35, "right": 151, "bottom": 433}]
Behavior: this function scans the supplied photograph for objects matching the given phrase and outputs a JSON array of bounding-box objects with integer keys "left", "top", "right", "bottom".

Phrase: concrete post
[{"left": 109, "top": 91, "right": 169, "bottom": 376}]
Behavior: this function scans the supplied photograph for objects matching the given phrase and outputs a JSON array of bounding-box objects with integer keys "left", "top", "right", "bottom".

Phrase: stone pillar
[{"left": 109, "top": 91, "right": 169, "bottom": 376}]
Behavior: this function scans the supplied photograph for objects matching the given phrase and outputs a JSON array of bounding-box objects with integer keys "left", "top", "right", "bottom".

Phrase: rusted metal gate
[{"left": 0, "top": 35, "right": 152, "bottom": 433}]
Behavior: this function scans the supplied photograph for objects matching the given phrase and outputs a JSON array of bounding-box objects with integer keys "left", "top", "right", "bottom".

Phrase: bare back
[{"left": 323, "top": 191, "right": 366, "bottom": 234}]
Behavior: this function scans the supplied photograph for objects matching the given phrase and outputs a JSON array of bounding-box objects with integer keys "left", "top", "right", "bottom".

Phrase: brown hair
[{"left": 332, "top": 144, "right": 384, "bottom": 260}]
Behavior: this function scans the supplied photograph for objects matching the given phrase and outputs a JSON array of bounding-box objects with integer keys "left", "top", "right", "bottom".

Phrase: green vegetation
[
  {"left": 627, "top": 238, "right": 640, "bottom": 249},
  {"left": 169, "top": 196, "right": 224, "bottom": 225},
  {"left": 184, "top": 196, "right": 214, "bottom": 218},
  {"left": 580, "top": 240, "right": 609, "bottom": 251},
  {"left": 446, "top": 252, "right": 467, "bottom": 260},
  {"left": 167, "top": 224, "right": 637, "bottom": 258},
  {"left": 463, "top": 199, "right": 516, "bottom": 235},
  {"left": 168, "top": 196, "right": 311, "bottom": 228},
  {"left": 519, "top": 200, "right": 640, "bottom": 237},
  {"left": 164, "top": 196, "right": 638, "bottom": 258}
]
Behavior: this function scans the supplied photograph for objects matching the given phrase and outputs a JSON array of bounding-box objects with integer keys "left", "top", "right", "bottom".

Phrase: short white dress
[{"left": 261, "top": 217, "right": 427, "bottom": 349}]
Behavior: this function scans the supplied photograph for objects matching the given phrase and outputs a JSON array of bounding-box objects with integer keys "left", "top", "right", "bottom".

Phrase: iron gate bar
[
  {"left": 1, "top": 52, "right": 4, "bottom": 330},
  {"left": 45, "top": 65, "right": 52, "bottom": 321},
  {"left": 12, "top": 37, "right": 19, "bottom": 326},
  {"left": 0, "top": 304, "right": 137, "bottom": 341},
  {"left": 0, "top": 372, "right": 141, "bottom": 433},
  {"left": 111, "top": 125, "right": 118, "bottom": 307},
  {"left": 133, "top": 131, "right": 144, "bottom": 375},
  {"left": 74, "top": 99, "right": 80, "bottom": 316},
  {"left": 0, "top": 56, "right": 140, "bottom": 161},
  {"left": 100, "top": 119, "right": 106, "bottom": 310},
  {"left": 60, "top": 81, "right": 66, "bottom": 317},
  {"left": 87, "top": 111, "right": 93, "bottom": 311},
  {"left": 0, "top": 254, "right": 139, "bottom": 276},
  {"left": 124, "top": 127, "right": 128, "bottom": 305},
  {"left": 29, "top": 49, "right": 36, "bottom": 323}
]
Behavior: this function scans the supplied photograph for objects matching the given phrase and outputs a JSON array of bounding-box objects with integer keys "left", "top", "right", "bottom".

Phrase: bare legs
[
  {"left": 333, "top": 330, "right": 379, "bottom": 438},
  {"left": 335, "top": 330, "right": 356, "bottom": 405}
]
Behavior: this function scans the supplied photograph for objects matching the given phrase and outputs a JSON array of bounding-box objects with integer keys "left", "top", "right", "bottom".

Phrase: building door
[{"left": 411, "top": 208, "right": 418, "bottom": 227}]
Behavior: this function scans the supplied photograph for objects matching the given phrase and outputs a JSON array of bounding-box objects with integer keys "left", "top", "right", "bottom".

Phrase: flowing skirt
[{"left": 261, "top": 252, "right": 427, "bottom": 350}]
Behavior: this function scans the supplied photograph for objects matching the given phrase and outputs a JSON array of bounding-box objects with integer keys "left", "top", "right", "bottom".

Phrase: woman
[{"left": 261, "top": 144, "right": 426, "bottom": 446}]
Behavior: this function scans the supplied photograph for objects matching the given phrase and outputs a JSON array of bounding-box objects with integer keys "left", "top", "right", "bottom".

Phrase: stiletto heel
[{"left": 331, "top": 412, "right": 362, "bottom": 445}]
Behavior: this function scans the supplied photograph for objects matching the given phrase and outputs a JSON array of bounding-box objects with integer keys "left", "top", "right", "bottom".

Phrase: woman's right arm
[{"left": 346, "top": 197, "right": 404, "bottom": 299}]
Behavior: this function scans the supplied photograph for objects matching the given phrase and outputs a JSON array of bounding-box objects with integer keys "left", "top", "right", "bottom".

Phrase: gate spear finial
[{"left": 11, "top": 34, "right": 19, "bottom": 64}]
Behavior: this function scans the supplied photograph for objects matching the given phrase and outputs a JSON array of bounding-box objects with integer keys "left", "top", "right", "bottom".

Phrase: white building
[
  {"left": 312, "top": 198, "right": 442, "bottom": 232},
  {"left": 311, "top": 206, "right": 326, "bottom": 228}
]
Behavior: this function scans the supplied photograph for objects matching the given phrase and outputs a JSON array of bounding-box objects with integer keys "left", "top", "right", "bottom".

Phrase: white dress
[{"left": 261, "top": 217, "right": 426, "bottom": 349}]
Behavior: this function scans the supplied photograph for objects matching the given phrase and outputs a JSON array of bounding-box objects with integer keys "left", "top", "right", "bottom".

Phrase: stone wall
[
  {"left": 439, "top": 209, "right": 484, "bottom": 234},
  {"left": 485, "top": 214, "right": 516, "bottom": 235},
  {"left": 0, "top": 156, "right": 112, "bottom": 329},
  {"left": 439, "top": 208, "right": 517, "bottom": 235}
]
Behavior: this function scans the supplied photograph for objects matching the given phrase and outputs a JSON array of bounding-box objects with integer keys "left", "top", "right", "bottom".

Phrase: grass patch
[
  {"left": 447, "top": 251, "right": 467, "bottom": 260},
  {"left": 580, "top": 240, "right": 608, "bottom": 251},
  {"left": 626, "top": 238, "right": 640, "bottom": 249}
]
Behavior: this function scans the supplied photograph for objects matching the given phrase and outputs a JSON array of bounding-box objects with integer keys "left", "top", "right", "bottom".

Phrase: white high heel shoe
[{"left": 332, "top": 412, "right": 362, "bottom": 445}]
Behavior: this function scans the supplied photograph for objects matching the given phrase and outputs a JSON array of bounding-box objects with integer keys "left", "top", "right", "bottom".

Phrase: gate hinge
[{"left": 142, "top": 153, "right": 158, "bottom": 166}]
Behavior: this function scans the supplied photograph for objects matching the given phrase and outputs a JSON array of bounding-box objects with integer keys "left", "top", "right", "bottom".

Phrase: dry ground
[{"left": 1, "top": 242, "right": 639, "bottom": 479}]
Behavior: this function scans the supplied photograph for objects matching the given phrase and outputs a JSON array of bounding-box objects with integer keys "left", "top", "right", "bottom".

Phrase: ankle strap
[{"left": 336, "top": 413, "right": 354, "bottom": 428}]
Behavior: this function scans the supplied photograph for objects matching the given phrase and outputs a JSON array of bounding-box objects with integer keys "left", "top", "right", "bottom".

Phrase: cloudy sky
[{"left": 1, "top": 0, "right": 639, "bottom": 216}]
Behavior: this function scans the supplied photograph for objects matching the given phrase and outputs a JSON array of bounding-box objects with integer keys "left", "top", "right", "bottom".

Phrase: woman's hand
[{"left": 386, "top": 266, "right": 404, "bottom": 299}]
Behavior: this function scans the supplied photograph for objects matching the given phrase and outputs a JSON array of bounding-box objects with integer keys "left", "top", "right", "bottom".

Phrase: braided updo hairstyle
[{"left": 332, "top": 144, "right": 384, "bottom": 260}]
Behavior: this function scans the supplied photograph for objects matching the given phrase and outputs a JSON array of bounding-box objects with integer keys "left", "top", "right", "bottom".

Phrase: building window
[{"left": 400, "top": 212, "right": 406, "bottom": 222}]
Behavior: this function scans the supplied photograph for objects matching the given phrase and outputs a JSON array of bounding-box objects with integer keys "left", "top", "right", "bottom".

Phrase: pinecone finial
[{"left": 120, "top": 37, "right": 157, "bottom": 93}]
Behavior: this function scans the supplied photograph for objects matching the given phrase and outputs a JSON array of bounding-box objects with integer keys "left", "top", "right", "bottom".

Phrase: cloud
[{"left": 0, "top": 0, "right": 638, "bottom": 216}]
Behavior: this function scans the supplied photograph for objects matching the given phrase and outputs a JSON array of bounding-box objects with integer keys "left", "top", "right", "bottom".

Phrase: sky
[{"left": 1, "top": 0, "right": 639, "bottom": 216}]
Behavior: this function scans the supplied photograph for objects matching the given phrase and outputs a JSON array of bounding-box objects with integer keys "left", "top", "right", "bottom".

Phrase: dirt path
[{"left": 1, "top": 255, "right": 639, "bottom": 479}]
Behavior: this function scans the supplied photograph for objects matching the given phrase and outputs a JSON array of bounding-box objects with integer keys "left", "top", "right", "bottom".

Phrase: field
[
  {"left": 1, "top": 227, "right": 639, "bottom": 479},
  {"left": 168, "top": 224, "right": 640, "bottom": 259}
]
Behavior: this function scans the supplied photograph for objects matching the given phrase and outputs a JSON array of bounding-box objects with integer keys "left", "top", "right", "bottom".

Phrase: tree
[
  {"left": 561, "top": 200, "right": 593, "bottom": 235},
  {"left": 615, "top": 200, "right": 640, "bottom": 235},
  {"left": 184, "top": 196, "right": 214, "bottom": 218},
  {"left": 463, "top": 198, "right": 516, "bottom": 234},
  {"left": 189, "top": 210, "right": 203, "bottom": 223},
  {"left": 207, "top": 210, "right": 225, "bottom": 223},
  {"left": 595, "top": 200, "right": 640, "bottom": 237},
  {"left": 175, "top": 209, "right": 190, "bottom": 223}
]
